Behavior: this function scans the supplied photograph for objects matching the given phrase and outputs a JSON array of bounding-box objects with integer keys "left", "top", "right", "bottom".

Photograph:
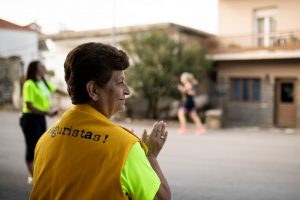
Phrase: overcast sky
[{"left": 0, "top": 0, "right": 218, "bottom": 34}]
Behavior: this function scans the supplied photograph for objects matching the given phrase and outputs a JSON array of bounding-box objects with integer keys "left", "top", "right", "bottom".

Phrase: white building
[{"left": 0, "top": 18, "right": 39, "bottom": 71}]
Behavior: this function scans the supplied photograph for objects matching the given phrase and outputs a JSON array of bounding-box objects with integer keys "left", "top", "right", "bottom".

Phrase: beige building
[{"left": 210, "top": 0, "right": 300, "bottom": 128}]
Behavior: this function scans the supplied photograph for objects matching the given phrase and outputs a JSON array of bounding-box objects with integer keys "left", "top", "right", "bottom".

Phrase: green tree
[{"left": 121, "top": 30, "right": 212, "bottom": 118}]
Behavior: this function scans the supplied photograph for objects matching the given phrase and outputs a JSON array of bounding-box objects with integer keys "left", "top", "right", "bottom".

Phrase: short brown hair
[{"left": 64, "top": 42, "right": 129, "bottom": 104}]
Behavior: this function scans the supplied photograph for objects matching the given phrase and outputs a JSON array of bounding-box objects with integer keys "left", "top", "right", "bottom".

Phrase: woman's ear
[{"left": 86, "top": 81, "right": 99, "bottom": 101}]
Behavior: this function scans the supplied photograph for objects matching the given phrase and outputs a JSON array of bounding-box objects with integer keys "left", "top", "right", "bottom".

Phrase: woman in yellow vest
[
  {"left": 19, "top": 60, "right": 58, "bottom": 182},
  {"left": 30, "top": 43, "right": 171, "bottom": 200}
]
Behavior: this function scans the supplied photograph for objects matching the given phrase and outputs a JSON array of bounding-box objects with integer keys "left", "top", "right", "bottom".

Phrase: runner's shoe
[
  {"left": 195, "top": 127, "right": 206, "bottom": 135},
  {"left": 177, "top": 127, "right": 188, "bottom": 134}
]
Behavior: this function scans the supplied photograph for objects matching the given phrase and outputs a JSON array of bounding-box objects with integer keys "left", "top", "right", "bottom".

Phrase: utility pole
[{"left": 112, "top": 0, "right": 117, "bottom": 46}]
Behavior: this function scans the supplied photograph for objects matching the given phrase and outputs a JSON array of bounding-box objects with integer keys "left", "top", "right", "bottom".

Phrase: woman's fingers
[
  {"left": 148, "top": 121, "right": 168, "bottom": 141},
  {"left": 150, "top": 122, "right": 158, "bottom": 138},
  {"left": 157, "top": 121, "right": 167, "bottom": 139},
  {"left": 142, "top": 129, "right": 148, "bottom": 142},
  {"left": 157, "top": 121, "right": 163, "bottom": 135},
  {"left": 145, "top": 121, "right": 168, "bottom": 157},
  {"left": 161, "top": 131, "right": 168, "bottom": 142},
  {"left": 151, "top": 121, "right": 167, "bottom": 141},
  {"left": 161, "top": 122, "right": 166, "bottom": 137}
]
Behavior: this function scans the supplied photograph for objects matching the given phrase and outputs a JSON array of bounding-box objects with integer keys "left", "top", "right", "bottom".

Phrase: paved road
[{"left": 1, "top": 111, "right": 300, "bottom": 200}]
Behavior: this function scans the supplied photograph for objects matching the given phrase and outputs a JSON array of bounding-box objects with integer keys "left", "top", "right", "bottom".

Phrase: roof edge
[
  {"left": 0, "top": 18, "right": 35, "bottom": 32},
  {"left": 41, "top": 22, "right": 215, "bottom": 40}
]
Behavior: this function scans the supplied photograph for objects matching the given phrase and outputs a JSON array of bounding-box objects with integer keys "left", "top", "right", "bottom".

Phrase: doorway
[{"left": 275, "top": 79, "right": 297, "bottom": 127}]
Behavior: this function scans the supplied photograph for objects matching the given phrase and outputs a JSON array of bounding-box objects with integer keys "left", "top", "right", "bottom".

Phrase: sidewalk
[{"left": 1, "top": 111, "right": 300, "bottom": 200}]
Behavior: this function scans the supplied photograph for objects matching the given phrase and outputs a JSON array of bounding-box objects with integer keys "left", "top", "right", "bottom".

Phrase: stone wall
[
  {"left": 0, "top": 57, "right": 22, "bottom": 109},
  {"left": 296, "top": 80, "right": 300, "bottom": 129},
  {"left": 259, "top": 78, "right": 274, "bottom": 128},
  {"left": 220, "top": 77, "right": 274, "bottom": 127},
  {"left": 225, "top": 102, "right": 261, "bottom": 127}
]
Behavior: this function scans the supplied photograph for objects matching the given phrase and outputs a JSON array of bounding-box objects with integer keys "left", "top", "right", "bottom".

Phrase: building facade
[
  {"left": 0, "top": 19, "right": 41, "bottom": 108},
  {"left": 210, "top": 0, "right": 300, "bottom": 128},
  {"left": 40, "top": 23, "right": 214, "bottom": 117},
  {"left": 0, "top": 19, "right": 39, "bottom": 70},
  {"left": 41, "top": 23, "right": 213, "bottom": 84}
]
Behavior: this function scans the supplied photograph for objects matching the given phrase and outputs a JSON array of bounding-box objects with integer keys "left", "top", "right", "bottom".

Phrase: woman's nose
[{"left": 123, "top": 84, "right": 130, "bottom": 95}]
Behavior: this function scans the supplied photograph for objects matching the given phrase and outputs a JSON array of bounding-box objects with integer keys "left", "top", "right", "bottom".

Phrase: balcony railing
[{"left": 207, "top": 30, "right": 300, "bottom": 53}]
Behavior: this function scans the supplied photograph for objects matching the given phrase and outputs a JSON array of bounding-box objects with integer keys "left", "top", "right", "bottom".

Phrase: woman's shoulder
[{"left": 23, "top": 79, "right": 36, "bottom": 87}]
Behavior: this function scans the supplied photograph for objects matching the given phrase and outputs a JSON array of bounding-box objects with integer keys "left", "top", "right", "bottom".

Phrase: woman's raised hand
[{"left": 142, "top": 121, "right": 168, "bottom": 158}]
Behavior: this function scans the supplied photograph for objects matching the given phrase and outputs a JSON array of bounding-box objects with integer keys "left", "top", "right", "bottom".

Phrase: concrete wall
[
  {"left": 218, "top": 0, "right": 300, "bottom": 48},
  {"left": 0, "top": 57, "right": 22, "bottom": 109},
  {"left": 219, "top": 0, "right": 300, "bottom": 35}
]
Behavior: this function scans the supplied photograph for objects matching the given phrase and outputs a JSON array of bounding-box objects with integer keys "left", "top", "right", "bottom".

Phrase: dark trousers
[{"left": 19, "top": 113, "right": 46, "bottom": 162}]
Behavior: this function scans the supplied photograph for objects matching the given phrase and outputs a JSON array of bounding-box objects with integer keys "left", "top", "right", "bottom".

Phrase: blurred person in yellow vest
[{"left": 19, "top": 60, "right": 59, "bottom": 183}]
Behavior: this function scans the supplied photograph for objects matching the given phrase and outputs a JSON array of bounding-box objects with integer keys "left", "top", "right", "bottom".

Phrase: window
[
  {"left": 281, "top": 83, "right": 294, "bottom": 103},
  {"left": 230, "top": 78, "right": 261, "bottom": 102},
  {"left": 254, "top": 8, "right": 277, "bottom": 47}
]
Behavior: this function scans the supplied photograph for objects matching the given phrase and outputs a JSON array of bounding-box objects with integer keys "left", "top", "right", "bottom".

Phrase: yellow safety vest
[{"left": 30, "top": 104, "right": 147, "bottom": 200}]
